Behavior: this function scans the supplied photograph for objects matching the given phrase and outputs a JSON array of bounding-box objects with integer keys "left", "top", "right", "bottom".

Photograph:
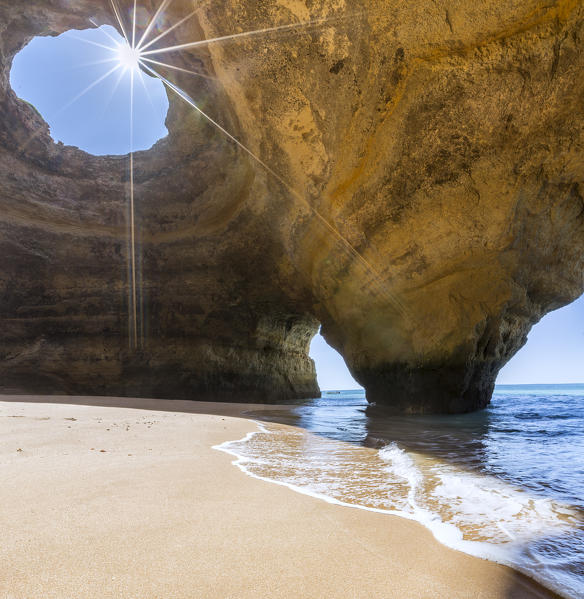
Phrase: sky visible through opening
[
  {"left": 10, "top": 26, "right": 168, "bottom": 155},
  {"left": 311, "top": 297, "right": 584, "bottom": 390},
  {"left": 10, "top": 27, "right": 584, "bottom": 390}
]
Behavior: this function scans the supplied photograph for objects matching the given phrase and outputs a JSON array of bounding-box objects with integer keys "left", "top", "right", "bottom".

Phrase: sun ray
[
  {"left": 17, "top": 63, "right": 122, "bottom": 155},
  {"left": 136, "top": 65, "right": 157, "bottom": 113},
  {"left": 89, "top": 19, "right": 123, "bottom": 47},
  {"left": 140, "top": 56, "right": 216, "bottom": 81},
  {"left": 21, "top": 1, "right": 404, "bottom": 339},
  {"left": 136, "top": 0, "right": 174, "bottom": 51},
  {"left": 129, "top": 67, "right": 139, "bottom": 349},
  {"left": 132, "top": 0, "right": 138, "bottom": 48},
  {"left": 55, "top": 64, "right": 122, "bottom": 121},
  {"left": 140, "top": 62, "right": 406, "bottom": 315},
  {"left": 63, "top": 32, "right": 118, "bottom": 53},
  {"left": 141, "top": 15, "right": 343, "bottom": 57},
  {"left": 71, "top": 56, "right": 120, "bottom": 70},
  {"left": 139, "top": 8, "right": 199, "bottom": 52},
  {"left": 98, "top": 63, "right": 127, "bottom": 118},
  {"left": 109, "top": 0, "right": 130, "bottom": 44}
]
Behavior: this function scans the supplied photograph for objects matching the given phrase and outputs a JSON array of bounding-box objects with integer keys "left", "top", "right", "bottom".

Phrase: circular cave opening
[{"left": 10, "top": 25, "right": 169, "bottom": 156}]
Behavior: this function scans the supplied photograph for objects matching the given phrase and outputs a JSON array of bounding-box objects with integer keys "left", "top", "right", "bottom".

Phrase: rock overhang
[{"left": 0, "top": 0, "right": 583, "bottom": 412}]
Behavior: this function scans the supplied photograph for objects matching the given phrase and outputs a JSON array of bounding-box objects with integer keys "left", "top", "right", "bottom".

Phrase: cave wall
[
  {"left": 0, "top": 0, "right": 319, "bottom": 402},
  {"left": 0, "top": 0, "right": 583, "bottom": 411}
]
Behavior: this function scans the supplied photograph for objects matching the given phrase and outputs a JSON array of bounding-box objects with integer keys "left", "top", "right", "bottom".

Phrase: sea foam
[{"left": 214, "top": 421, "right": 583, "bottom": 599}]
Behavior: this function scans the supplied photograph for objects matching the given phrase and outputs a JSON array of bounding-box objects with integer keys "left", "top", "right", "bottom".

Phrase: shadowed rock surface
[{"left": 0, "top": 0, "right": 583, "bottom": 412}]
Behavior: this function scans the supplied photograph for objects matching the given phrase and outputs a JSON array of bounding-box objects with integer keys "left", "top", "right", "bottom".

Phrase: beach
[{"left": 0, "top": 395, "right": 557, "bottom": 599}]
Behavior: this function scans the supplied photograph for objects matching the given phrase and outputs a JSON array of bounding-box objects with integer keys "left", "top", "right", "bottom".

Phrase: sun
[
  {"left": 116, "top": 41, "right": 141, "bottom": 72},
  {"left": 80, "top": 0, "right": 364, "bottom": 349}
]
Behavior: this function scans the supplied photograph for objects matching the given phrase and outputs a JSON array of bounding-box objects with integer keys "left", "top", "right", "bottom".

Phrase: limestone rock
[{"left": 0, "top": 0, "right": 583, "bottom": 412}]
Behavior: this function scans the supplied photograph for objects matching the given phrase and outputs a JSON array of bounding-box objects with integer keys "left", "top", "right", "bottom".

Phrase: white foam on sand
[{"left": 214, "top": 422, "right": 583, "bottom": 599}]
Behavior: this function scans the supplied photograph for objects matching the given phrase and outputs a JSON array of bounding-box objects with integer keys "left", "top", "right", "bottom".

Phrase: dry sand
[{"left": 0, "top": 395, "right": 558, "bottom": 599}]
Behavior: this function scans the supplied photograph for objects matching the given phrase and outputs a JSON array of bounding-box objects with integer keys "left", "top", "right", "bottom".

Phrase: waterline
[{"left": 215, "top": 414, "right": 583, "bottom": 599}]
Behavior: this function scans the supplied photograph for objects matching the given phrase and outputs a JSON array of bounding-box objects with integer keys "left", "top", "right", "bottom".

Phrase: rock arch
[{"left": 0, "top": 0, "right": 583, "bottom": 412}]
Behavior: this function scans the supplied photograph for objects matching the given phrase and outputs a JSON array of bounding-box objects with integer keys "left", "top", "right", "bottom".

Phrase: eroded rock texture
[{"left": 0, "top": 0, "right": 583, "bottom": 411}]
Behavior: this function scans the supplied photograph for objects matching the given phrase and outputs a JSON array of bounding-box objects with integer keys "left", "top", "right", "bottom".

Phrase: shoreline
[{"left": 0, "top": 394, "right": 560, "bottom": 598}]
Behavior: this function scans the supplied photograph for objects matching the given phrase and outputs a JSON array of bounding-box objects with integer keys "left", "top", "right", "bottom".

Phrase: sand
[{"left": 0, "top": 395, "right": 558, "bottom": 599}]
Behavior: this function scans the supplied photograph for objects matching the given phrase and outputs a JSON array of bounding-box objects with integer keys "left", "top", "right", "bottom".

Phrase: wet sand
[{"left": 0, "top": 395, "right": 558, "bottom": 598}]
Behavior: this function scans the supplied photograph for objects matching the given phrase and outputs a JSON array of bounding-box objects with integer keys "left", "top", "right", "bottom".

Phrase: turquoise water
[{"left": 218, "top": 384, "right": 584, "bottom": 598}]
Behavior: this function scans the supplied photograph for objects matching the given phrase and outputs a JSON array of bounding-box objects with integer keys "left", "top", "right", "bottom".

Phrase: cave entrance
[
  {"left": 497, "top": 294, "right": 584, "bottom": 385},
  {"left": 10, "top": 25, "right": 168, "bottom": 155},
  {"left": 309, "top": 330, "right": 362, "bottom": 392}
]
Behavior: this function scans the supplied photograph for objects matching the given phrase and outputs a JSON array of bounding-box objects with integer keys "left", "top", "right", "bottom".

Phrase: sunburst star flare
[
  {"left": 90, "top": 0, "right": 403, "bottom": 347},
  {"left": 117, "top": 42, "right": 142, "bottom": 71}
]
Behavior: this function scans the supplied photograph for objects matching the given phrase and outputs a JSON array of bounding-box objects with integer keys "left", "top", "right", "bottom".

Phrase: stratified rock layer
[{"left": 0, "top": 0, "right": 583, "bottom": 411}]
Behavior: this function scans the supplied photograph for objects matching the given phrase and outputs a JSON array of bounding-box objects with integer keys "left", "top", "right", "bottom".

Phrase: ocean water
[{"left": 215, "top": 385, "right": 584, "bottom": 598}]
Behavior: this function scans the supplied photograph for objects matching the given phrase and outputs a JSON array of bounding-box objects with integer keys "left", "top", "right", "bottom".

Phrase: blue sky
[
  {"left": 497, "top": 296, "right": 584, "bottom": 384},
  {"left": 10, "top": 26, "right": 584, "bottom": 389},
  {"left": 10, "top": 26, "right": 167, "bottom": 155}
]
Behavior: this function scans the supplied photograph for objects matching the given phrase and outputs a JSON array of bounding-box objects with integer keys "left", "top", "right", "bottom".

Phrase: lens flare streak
[
  {"left": 63, "top": 32, "right": 119, "bottom": 53},
  {"left": 140, "top": 56, "right": 216, "bottom": 81},
  {"left": 58, "top": 64, "right": 122, "bottom": 119},
  {"left": 141, "top": 62, "right": 405, "bottom": 314},
  {"left": 90, "top": 18, "right": 125, "bottom": 46},
  {"left": 140, "top": 15, "right": 346, "bottom": 57},
  {"left": 82, "top": 0, "right": 408, "bottom": 347},
  {"left": 136, "top": 0, "right": 175, "bottom": 51},
  {"left": 99, "top": 63, "right": 127, "bottom": 118},
  {"left": 138, "top": 8, "right": 199, "bottom": 52},
  {"left": 109, "top": 0, "right": 130, "bottom": 44},
  {"left": 129, "top": 67, "right": 139, "bottom": 349}
]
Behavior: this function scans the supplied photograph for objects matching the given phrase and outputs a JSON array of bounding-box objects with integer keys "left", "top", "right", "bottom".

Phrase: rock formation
[{"left": 0, "top": 0, "right": 583, "bottom": 412}]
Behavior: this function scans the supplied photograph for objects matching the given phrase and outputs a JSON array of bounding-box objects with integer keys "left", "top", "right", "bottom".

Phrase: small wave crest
[{"left": 214, "top": 422, "right": 584, "bottom": 599}]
